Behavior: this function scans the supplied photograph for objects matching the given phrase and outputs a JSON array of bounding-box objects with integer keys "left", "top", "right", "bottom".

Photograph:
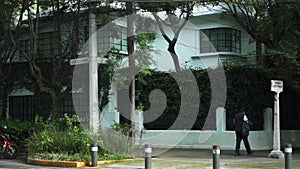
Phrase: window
[
  {"left": 9, "top": 96, "right": 35, "bottom": 122},
  {"left": 112, "top": 26, "right": 127, "bottom": 52},
  {"left": 200, "top": 28, "right": 241, "bottom": 53},
  {"left": 19, "top": 39, "right": 30, "bottom": 60},
  {"left": 18, "top": 31, "right": 60, "bottom": 61},
  {"left": 38, "top": 32, "right": 59, "bottom": 58},
  {"left": 97, "top": 26, "right": 127, "bottom": 54}
]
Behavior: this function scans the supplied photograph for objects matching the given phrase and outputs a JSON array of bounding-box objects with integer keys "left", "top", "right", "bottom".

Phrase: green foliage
[
  {"left": 223, "top": 0, "right": 300, "bottom": 91},
  {"left": 27, "top": 114, "right": 133, "bottom": 162},
  {"left": 138, "top": 2, "right": 191, "bottom": 13},
  {"left": 136, "top": 70, "right": 181, "bottom": 119},
  {"left": 0, "top": 119, "right": 34, "bottom": 137},
  {"left": 135, "top": 65, "right": 276, "bottom": 126},
  {"left": 224, "top": 65, "right": 274, "bottom": 117},
  {"left": 0, "top": 119, "right": 34, "bottom": 152},
  {"left": 95, "top": 129, "right": 134, "bottom": 159},
  {"left": 111, "top": 120, "right": 131, "bottom": 136},
  {"left": 101, "top": 121, "right": 134, "bottom": 157},
  {"left": 27, "top": 114, "right": 92, "bottom": 161}
]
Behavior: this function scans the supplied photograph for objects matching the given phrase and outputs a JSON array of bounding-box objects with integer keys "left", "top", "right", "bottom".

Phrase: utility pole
[
  {"left": 88, "top": 0, "right": 99, "bottom": 132},
  {"left": 71, "top": 0, "right": 102, "bottom": 132}
]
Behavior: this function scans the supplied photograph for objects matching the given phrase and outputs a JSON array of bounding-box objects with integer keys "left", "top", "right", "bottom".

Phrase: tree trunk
[
  {"left": 126, "top": 2, "right": 136, "bottom": 144},
  {"left": 168, "top": 41, "right": 181, "bottom": 72},
  {"left": 50, "top": 91, "right": 61, "bottom": 119},
  {"left": 256, "top": 42, "right": 262, "bottom": 65},
  {"left": 1, "top": 86, "right": 8, "bottom": 120}
]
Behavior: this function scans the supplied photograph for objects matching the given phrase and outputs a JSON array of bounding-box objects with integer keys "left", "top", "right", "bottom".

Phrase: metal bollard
[
  {"left": 144, "top": 144, "right": 152, "bottom": 169},
  {"left": 212, "top": 145, "right": 220, "bottom": 169},
  {"left": 91, "top": 143, "right": 98, "bottom": 167},
  {"left": 285, "top": 143, "right": 292, "bottom": 169}
]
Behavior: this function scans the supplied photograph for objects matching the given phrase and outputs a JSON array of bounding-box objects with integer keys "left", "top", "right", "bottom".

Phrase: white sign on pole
[
  {"left": 70, "top": 57, "right": 89, "bottom": 65},
  {"left": 70, "top": 57, "right": 107, "bottom": 66},
  {"left": 271, "top": 80, "right": 283, "bottom": 93},
  {"left": 269, "top": 79, "right": 284, "bottom": 158}
]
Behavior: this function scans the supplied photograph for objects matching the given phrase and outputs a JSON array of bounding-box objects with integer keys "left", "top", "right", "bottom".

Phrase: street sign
[
  {"left": 271, "top": 80, "right": 283, "bottom": 93},
  {"left": 70, "top": 57, "right": 89, "bottom": 65},
  {"left": 269, "top": 79, "right": 284, "bottom": 158},
  {"left": 70, "top": 57, "right": 107, "bottom": 65}
]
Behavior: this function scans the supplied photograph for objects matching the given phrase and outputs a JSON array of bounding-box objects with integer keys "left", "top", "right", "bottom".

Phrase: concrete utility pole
[
  {"left": 269, "top": 80, "right": 284, "bottom": 159},
  {"left": 70, "top": 0, "right": 105, "bottom": 132},
  {"left": 88, "top": 0, "right": 99, "bottom": 132}
]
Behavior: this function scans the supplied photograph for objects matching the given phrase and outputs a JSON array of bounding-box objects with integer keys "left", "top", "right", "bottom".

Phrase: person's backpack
[{"left": 242, "top": 121, "right": 251, "bottom": 136}]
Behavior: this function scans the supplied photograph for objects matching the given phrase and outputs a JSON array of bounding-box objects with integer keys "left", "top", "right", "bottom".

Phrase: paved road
[
  {"left": 0, "top": 149, "right": 299, "bottom": 169},
  {"left": 0, "top": 154, "right": 76, "bottom": 169}
]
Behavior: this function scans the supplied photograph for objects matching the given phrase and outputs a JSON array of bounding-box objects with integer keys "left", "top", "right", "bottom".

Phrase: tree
[
  {"left": 10, "top": 0, "right": 85, "bottom": 119},
  {"left": 138, "top": 2, "right": 196, "bottom": 72},
  {"left": 221, "top": 0, "right": 300, "bottom": 90},
  {"left": 0, "top": 0, "right": 25, "bottom": 119}
]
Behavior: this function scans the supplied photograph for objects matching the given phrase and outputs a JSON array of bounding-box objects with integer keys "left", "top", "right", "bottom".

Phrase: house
[
  {"left": 101, "top": 5, "right": 300, "bottom": 152},
  {"left": 2, "top": 3, "right": 299, "bottom": 151}
]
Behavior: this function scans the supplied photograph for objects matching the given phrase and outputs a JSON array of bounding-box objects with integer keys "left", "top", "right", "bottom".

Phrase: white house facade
[{"left": 4, "top": 4, "right": 299, "bottom": 152}]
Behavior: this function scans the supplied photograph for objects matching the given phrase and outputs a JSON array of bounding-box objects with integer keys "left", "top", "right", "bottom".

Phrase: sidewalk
[{"left": 95, "top": 148, "right": 300, "bottom": 169}]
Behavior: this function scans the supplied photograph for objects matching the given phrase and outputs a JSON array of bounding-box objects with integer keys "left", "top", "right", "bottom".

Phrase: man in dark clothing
[{"left": 234, "top": 109, "right": 253, "bottom": 156}]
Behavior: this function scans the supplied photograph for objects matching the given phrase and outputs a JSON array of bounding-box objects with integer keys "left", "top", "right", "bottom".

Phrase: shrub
[
  {"left": 0, "top": 119, "right": 35, "bottom": 153},
  {"left": 27, "top": 114, "right": 134, "bottom": 162},
  {"left": 27, "top": 114, "right": 92, "bottom": 161}
]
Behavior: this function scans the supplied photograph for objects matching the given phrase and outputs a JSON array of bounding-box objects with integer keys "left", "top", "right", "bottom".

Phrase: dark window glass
[
  {"left": 98, "top": 26, "right": 127, "bottom": 53},
  {"left": 200, "top": 28, "right": 241, "bottom": 53},
  {"left": 38, "top": 32, "right": 59, "bottom": 59},
  {"left": 19, "top": 39, "right": 30, "bottom": 60}
]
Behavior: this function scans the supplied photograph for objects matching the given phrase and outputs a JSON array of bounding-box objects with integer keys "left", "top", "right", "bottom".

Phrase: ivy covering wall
[{"left": 135, "top": 65, "right": 277, "bottom": 130}]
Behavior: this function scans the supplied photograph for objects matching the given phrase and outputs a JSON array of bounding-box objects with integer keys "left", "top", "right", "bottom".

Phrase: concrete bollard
[
  {"left": 213, "top": 145, "right": 220, "bottom": 169},
  {"left": 91, "top": 143, "right": 98, "bottom": 167},
  {"left": 144, "top": 144, "right": 152, "bottom": 169},
  {"left": 284, "top": 143, "right": 292, "bottom": 169}
]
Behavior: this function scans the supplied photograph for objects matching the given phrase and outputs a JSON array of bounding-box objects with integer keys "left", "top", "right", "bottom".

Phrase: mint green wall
[
  {"left": 150, "top": 13, "right": 257, "bottom": 69},
  {"left": 136, "top": 107, "right": 300, "bottom": 152}
]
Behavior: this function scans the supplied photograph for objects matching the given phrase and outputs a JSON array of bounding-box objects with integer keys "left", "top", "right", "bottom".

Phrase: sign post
[{"left": 268, "top": 80, "right": 284, "bottom": 159}]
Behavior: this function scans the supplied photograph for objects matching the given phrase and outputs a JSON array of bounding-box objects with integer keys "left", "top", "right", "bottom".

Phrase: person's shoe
[
  {"left": 235, "top": 152, "right": 241, "bottom": 156},
  {"left": 247, "top": 151, "right": 253, "bottom": 155}
]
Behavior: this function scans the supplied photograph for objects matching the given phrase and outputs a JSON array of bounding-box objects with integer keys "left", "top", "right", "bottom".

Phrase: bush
[
  {"left": 0, "top": 119, "right": 35, "bottom": 153},
  {"left": 96, "top": 129, "right": 134, "bottom": 158},
  {"left": 27, "top": 114, "right": 134, "bottom": 162},
  {"left": 27, "top": 114, "right": 92, "bottom": 161}
]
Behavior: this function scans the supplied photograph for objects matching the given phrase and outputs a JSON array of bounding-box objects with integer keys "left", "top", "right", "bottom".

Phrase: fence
[{"left": 137, "top": 107, "right": 300, "bottom": 150}]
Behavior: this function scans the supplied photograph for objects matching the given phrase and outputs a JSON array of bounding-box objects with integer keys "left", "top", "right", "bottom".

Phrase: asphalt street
[
  {"left": 1, "top": 149, "right": 300, "bottom": 169},
  {"left": 0, "top": 154, "right": 76, "bottom": 169}
]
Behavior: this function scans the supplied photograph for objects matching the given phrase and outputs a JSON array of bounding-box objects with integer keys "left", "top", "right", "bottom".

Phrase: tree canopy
[{"left": 221, "top": 0, "right": 300, "bottom": 91}]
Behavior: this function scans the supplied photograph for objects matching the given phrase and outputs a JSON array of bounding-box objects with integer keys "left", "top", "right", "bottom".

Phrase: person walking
[{"left": 234, "top": 109, "right": 253, "bottom": 156}]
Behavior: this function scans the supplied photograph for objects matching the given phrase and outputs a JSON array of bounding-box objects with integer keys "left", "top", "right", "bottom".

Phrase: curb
[
  {"left": 27, "top": 157, "right": 86, "bottom": 167},
  {"left": 27, "top": 157, "right": 139, "bottom": 168}
]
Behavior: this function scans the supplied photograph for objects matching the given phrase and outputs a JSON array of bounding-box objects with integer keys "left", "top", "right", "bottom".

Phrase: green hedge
[
  {"left": 135, "top": 65, "right": 276, "bottom": 129},
  {"left": 224, "top": 65, "right": 274, "bottom": 117}
]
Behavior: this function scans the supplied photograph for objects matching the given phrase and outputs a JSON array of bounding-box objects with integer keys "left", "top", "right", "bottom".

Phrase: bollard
[
  {"left": 144, "top": 144, "right": 152, "bottom": 169},
  {"left": 285, "top": 143, "right": 292, "bottom": 169},
  {"left": 212, "top": 145, "right": 220, "bottom": 169},
  {"left": 91, "top": 143, "right": 98, "bottom": 167}
]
